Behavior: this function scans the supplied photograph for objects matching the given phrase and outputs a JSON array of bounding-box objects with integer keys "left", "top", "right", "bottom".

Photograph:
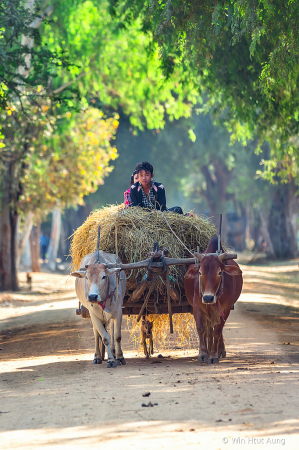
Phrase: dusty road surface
[{"left": 1, "top": 259, "right": 299, "bottom": 450}]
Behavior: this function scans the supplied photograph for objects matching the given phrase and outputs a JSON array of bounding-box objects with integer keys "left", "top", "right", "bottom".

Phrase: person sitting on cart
[
  {"left": 130, "top": 161, "right": 183, "bottom": 214},
  {"left": 124, "top": 170, "right": 139, "bottom": 207}
]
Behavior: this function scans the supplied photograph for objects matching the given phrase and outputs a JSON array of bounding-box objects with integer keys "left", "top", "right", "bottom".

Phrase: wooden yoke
[
  {"left": 132, "top": 242, "right": 174, "bottom": 333},
  {"left": 105, "top": 253, "right": 237, "bottom": 270},
  {"left": 104, "top": 242, "right": 237, "bottom": 334}
]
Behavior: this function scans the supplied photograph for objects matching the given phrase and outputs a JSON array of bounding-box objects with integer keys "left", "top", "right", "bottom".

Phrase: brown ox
[{"left": 184, "top": 235, "right": 243, "bottom": 364}]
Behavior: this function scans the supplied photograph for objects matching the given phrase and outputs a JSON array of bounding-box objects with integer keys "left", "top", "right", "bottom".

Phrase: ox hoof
[
  {"left": 117, "top": 357, "right": 126, "bottom": 365},
  {"left": 107, "top": 360, "right": 118, "bottom": 368},
  {"left": 198, "top": 354, "right": 208, "bottom": 363},
  {"left": 208, "top": 357, "right": 219, "bottom": 364},
  {"left": 93, "top": 358, "right": 102, "bottom": 365},
  {"left": 219, "top": 350, "right": 226, "bottom": 359}
]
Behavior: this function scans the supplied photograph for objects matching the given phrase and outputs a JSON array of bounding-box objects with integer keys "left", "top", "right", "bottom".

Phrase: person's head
[
  {"left": 134, "top": 161, "right": 153, "bottom": 187},
  {"left": 130, "top": 170, "right": 139, "bottom": 185}
]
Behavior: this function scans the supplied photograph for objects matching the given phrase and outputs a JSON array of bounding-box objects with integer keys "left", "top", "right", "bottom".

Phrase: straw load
[
  {"left": 127, "top": 313, "right": 198, "bottom": 352},
  {"left": 70, "top": 204, "right": 217, "bottom": 298}
]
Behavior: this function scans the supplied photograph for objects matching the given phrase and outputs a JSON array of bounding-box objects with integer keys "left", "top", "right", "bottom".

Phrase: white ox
[{"left": 71, "top": 251, "right": 126, "bottom": 368}]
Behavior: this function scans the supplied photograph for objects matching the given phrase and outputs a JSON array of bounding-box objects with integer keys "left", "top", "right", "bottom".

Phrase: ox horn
[
  {"left": 218, "top": 252, "right": 237, "bottom": 261},
  {"left": 218, "top": 252, "right": 228, "bottom": 261},
  {"left": 193, "top": 252, "right": 238, "bottom": 261},
  {"left": 194, "top": 252, "right": 203, "bottom": 262}
]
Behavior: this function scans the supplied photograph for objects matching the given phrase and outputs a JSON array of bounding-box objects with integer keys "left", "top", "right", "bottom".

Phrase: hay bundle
[
  {"left": 126, "top": 313, "right": 198, "bottom": 352},
  {"left": 70, "top": 204, "right": 217, "bottom": 296}
]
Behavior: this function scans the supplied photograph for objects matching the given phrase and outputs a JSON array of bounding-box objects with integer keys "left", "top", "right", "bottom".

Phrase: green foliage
[
  {"left": 0, "top": 104, "right": 118, "bottom": 216},
  {"left": 23, "top": 108, "right": 118, "bottom": 215},
  {"left": 1, "top": 0, "right": 201, "bottom": 222},
  {"left": 109, "top": 0, "right": 299, "bottom": 181},
  {"left": 0, "top": 0, "right": 75, "bottom": 110},
  {"left": 41, "top": 0, "right": 199, "bottom": 130}
]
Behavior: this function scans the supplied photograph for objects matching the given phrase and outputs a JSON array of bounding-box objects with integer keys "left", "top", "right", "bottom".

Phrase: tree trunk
[
  {"left": 268, "top": 183, "right": 298, "bottom": 259},
  {"left": 58, "top": 217, "right": 68, "bottom": 261},
  {"left": 201, "top": 160, "right": 233, "bottom": 240},
  {"left": 30, "top": 222, "right": 41, "bottom": 272},
  {"left": 246, "top": 206, "right": 263, "bottom": 250},
  {"left": 17, "top": 211, "right": 34, "bottom": 268},
  {"left": 0, "top": 161, "right": 20, "bottom": 291},
  {"left": 47, "top": 208, "right": 62, "bottom": 271},
  {"left": 61, "top": 204, "right": 93, "bottom": 258},
  {"left": 20, "top": 237, "right": 31, "bottom": 269},
  {"left": 257, "top": 205, "right": 276, "bottom": 258}
]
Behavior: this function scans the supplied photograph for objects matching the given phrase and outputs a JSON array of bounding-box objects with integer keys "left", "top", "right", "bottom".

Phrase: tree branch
[
  {"left": 52, "top": 71, "right": 87, "bottom": 94},
  {"left": 30, "top": 4, "right": 54, "bottom": 29}
]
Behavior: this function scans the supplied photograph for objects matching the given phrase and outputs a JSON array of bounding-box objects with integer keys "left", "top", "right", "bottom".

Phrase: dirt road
[{"left": 1, "top": 260, "right": 299, "bottom": 449}]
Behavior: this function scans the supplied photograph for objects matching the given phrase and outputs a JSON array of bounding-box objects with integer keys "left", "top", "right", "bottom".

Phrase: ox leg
[
  {"left": 209, "top": 325, "right": 223, "bottom": 364},
  {"left": 149, "top": 336, "right": 154, "bottom": 356},
  {"left": 142, "top": 337, "right": 149, "bottom": 358},
  {"left": 98, "top": 334, "right": 105, "bottom": 360},
  {"left": 209, "top": 311, "right": 230, "bottom": 364},
  {"left": 205, "top": 318, "right": 213, "bottom": 355},
  {"left": 114, "top": 310, "right": 126, "bottom": 365},
  {"left": 218, "top": 332, "right": 226, "bottom": 359},
  {"left": 193, "top": 307, "right": 208, "bottom": 363},
  {"left": 109, "top": 320, "right": 116, "bottom": 358},
  {"left": 93, "top": 325, "right": 102, "bottom": 365},
  {"left": 89, "top": 311, "right": 117, "bottom": 368}
]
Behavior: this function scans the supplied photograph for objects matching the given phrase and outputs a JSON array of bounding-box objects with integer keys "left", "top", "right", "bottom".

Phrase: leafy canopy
[
  {"left": 41, "top": 0, "right": 200, "bottom": 130},
  {"left": 0, "top": 0, "right": 75, "bottom": 110},
  {"left": 0, "top": 103, "right": 119, "bottom": 216},
  {"left": 22, "top": 108, "right": 119, "bottom": 215},
  {"left": 109, "top": 0, "right": 299, "bottom": 180}
]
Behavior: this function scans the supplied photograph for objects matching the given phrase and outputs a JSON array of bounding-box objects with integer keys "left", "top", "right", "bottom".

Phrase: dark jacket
[{"left": 130, "top": 181, "right": 167, "bottom": 211}]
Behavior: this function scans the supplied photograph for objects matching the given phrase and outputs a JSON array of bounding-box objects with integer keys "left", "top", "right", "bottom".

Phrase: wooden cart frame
[
  {"left": 76, "top": 224, "right": 237, "bottom": 334},
  {"left": 105, "top": 241, "right": 236, "bottom": 333}
]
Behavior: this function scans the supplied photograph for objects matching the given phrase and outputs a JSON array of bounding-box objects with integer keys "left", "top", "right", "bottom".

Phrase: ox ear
[
  {"left": 70, "top": 270, "right": 86, "bottom": 278},
  {"left": 222, "top": 265, "right": 242, "bottom": 276},
  {"left": 105, "top": 267, "right": 121, "bottom": 277}
]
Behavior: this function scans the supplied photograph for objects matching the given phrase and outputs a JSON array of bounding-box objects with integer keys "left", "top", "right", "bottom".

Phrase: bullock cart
[
  {"left": 105, "top": 241, "right": 237, "bottom": 335},
  {"left": 71, "top": 206, "right": 237, "bottom": 335}
]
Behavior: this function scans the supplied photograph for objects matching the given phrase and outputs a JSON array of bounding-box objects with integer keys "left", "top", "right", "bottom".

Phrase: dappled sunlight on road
[
  {"left": 1, "top": 264, "right": 299, "bottom": 449},
  {"left": 1, "top": 420, "right": 298, "bottom": 450}
]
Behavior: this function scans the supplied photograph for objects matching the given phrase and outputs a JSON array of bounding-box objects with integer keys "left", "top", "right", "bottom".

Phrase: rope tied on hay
[{"left": 158, "top": 210, "right": 195, "bottom": 257}]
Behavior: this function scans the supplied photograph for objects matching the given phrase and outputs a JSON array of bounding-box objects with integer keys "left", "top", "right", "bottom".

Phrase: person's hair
[
  {"left": 134, "top": 161, "right": 153, "bottom": 175},
  {"left": 130, "top": 170, "right": 138, "bottom": 186}
]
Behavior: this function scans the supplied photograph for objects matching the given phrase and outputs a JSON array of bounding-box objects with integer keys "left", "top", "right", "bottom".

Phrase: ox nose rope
[{"left": 97, "top": 277, "right": 111, "bottom": 311}]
